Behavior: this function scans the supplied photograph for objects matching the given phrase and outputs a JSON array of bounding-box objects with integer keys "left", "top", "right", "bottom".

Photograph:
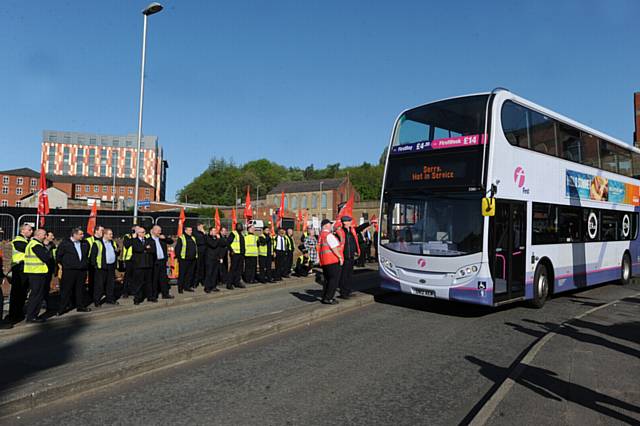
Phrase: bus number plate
[{"left": 413, "top": 288, "right": 435, "bottom": 297}]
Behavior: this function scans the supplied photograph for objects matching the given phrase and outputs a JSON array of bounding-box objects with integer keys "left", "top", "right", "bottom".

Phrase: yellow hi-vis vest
[
  {"left": 285, "top": 235, "right": 293, "bottom": 251},
  {"left": 11, "top": 235, "right": 29, "bottom": 266},
  {"left": 230, "top": 231, "right": 242, "bottom": 253},
  {"left": 94, "top": 240, "right": 118, "bottom": 269},
  {"left": 24, "top": 239, "right": 48, "bottom": 274},
  {"left": 179, "top": 234, "right": 197, "bottom": 259},
  {"left": 258, "top": 235, "right": 268, "bottom": 256},
  {"left": 122, "top": 234, "right": 134, "bottom": 261},
  {"left": 244, "top": 234, "right": 258, "bottom": 257}
]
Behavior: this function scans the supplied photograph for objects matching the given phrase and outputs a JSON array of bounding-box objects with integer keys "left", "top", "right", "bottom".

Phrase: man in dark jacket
[
  {"left": 90, "top": 228, "right": 119, "bottom": 306},
  {"left": 218, "top": 227, "right": 229, "bottom": 286},
  {"left": 193, "top": 223, "right": 207, "bottom": 288},
  {"left": 337, "top": 216, "right": 360, "bottom": 299},
  {"left": 57, "top": 227, "right": 91, "bottom": 315},
  {"left": 227, "top": 223, "right": 246, "bottom": 289},
  {"left": 121, "top": 226, "right": 137, "bottom": 298},
  {"left": 284, "top": 228, "right": 295, "bottom": 278},
  {"left": 127, "top": 226, "right": 154, "bottom": 304},
  {"left": 148, "top": 225, "right": 174, "bottom": 300},
  {"left": 8, "top": 223, "right": 33, "bottom": 322},
  {"left": 174, "top": 226, "right": 198, "bottom": 293},
  {"left": 43, "top": 231, "right": 57, "bottom": 312},
  {"left": 204, "top": 227, "right": 222, "bottom": 292},
  {"left": 257, "top": 227, "right": 274, "bottom": 283},
  {"left": 293, "top": 248, "right": 312, "bottom": 277},
  {"left": 23, "top": 228, "right": 51, "bottom": 323}
]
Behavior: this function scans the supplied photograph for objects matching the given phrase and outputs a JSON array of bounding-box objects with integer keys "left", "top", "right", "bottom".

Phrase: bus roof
[{"left": 405, "top": 89, "right": 640, "bottom": 156}]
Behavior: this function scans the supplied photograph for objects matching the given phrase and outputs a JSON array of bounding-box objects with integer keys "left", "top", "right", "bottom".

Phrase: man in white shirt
[{"left": 273, "top": 228, "right": 288, "bottom": 281}]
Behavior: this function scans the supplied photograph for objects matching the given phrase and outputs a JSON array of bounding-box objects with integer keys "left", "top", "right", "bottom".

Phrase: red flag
[
  {"left": 37, "top": 163, "right": 49, "bottom": 227},
  {"left": 244, "top": 186, "right": 253, "bottom": 220},
  {"left": 278, "top": 191, "right": 285, "bottom": 227},
  {"left": 270, "top": 219, "right": 275, "bottom": 235},
  {"left": 302, "top": 210, "right": 308, "bottom": 232},
  {"left": 177, "top": 208, "right": 186, "bottom": 237},
  {"left": 336, "top": 192, "right": 354, "bottom": 220},
  {"left": 214, "top": 207, "right": 221, "bottom": 232},
  {"left": 231, "top": 208, "right": 237, "bottom": 230},
  {"left": 86, "top": 202, "right": 98, "bottom": 236}
]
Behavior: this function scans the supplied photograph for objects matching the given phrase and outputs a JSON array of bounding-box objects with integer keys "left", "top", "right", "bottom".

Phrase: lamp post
[
  {"left": 256, "top": 184, "right": 262, "bottom": 218},
  {"left": 319, "top": 181, "right": 323, "bottom": 220},
  {"left": 133, "top": 2, "right": 163, "bottom": 224}
]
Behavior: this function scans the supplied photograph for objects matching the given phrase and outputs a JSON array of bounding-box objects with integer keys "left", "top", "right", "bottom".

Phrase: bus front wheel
[
  {"left": 530, "top": 263, "right": 550, "bottom": 309},
  {"left": 620, "top": 253, "right": 632, "bottom": 286}
]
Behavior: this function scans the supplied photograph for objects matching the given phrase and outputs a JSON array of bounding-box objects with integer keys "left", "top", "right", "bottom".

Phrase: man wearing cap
[
  {"left": 318, "top": 219, "right": 342, "bottom": 304},
  {"left": 336, "top": 215, "right": 360, "bottom": 299}
]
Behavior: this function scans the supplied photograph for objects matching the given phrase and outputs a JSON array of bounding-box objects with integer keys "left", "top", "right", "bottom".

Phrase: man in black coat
[
  {"left": 148, "top": 225, "right": 174, "bottom": 300},
  {"left": 57, "top": 227, "right": 91, "bottom": 315},
  {"left": 8, "top": 223, "right": 33, "bottom": 322},
  {"left": 23, "top": 228, "right": 51, "bottom": 323},
  {"left": 127, "top": 226, "right": 155, "bottom": 304},
  {"left": 193, "top": 223, "right": 207, "bottom": 288},
  {"left": 90, "top": 228, "right": 119, "bottom": 306},
  {"left": 218, "top": 227, "right": 229, "bottom": 286},
  {"left": 204, "top": 227, "right": 222, "bottom": 292}
]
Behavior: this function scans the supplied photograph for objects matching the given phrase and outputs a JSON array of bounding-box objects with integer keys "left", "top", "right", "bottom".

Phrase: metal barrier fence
[
  {"left": 154, "top": 216, "right": 233, "bottom": 236},
  {"left": 0, "top": 213, "right": 16, "bottom": 241},
  {"left": 16, "top": 214, "right": 155, "bottom": 238}
]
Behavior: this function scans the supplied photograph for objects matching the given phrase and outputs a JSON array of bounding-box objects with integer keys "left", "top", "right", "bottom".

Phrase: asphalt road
[{"left": 7, "top": 279, "right": 640, "bottom": 426}]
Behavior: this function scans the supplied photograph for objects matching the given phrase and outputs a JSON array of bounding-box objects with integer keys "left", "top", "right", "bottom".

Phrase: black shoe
[
  {"left": 185, "top": 288, "right": 195, "bottom": 292},
  {"left": 148, "top": 299, "right": 158, "bottom": 303},
  {"left": 321, "top": 299, "right": 339, "bottom": 305},
  {"left": 178, "top": 289, "right": 184, "bottom": 294},
  {"left": 26, "top": 317, "right": 47, "bottom": 323},
  {"left": 122, "top": 294, "right": 129, "bottom": 299},
  {"left": 338, "top": 294, "right": 351, "bottom": 300},
  {"left": 212, "top": 288, "right": 220, "bottom": 292},
  {"left": 204, "top": 289, "right": 211, "bottom": 293},
  {"left": 94, "top": 302, "right": 101, "bottom": 308},
  {"left": 77, "top": 307, "right": 92, "bottom": 312},
  {"left": 0, "top": 322, "right": 13, "bottom": 329},
  {"left": 236, "top": 284, "right": 246, "bottom": 289},
  {"left": 162, "top": 294, "right": 175, "bottom": 299},
  {"left": 226, "top": 285, "right": 234, "bottom": 290},
  {"left": 105, "top": 301, "right": 119, "bottom": 305},
  {"left": 134, "top": 300, "right": 142, "bottom": 305}
]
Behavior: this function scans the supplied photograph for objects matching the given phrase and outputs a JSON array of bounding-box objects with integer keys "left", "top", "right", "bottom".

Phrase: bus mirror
[{"left": 482, "top": 198, "right": 495, "bottom": 217}]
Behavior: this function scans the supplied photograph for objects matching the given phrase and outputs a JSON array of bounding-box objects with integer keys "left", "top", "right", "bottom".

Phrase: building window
[
  {"left": 15, "top": 201, "right": 21, "bottom": 207},
  {"left": 1, "top": 187, "right": 7, "bottom": 194},
  {"left": 2, "top": 176, "right": 8, "bottom": 185},
  {"left": 128, "top": 188, "right": 133, "bottom": 195},
  {"left": 16, "top": 177, "right": 23, "bottom": 185},
  {"left": 145, "top": 188, "right": 150, "bottom": 196},
  {"left": 321, "top": 193, "right": 327, "bottom": 209},
  {"left": 301, "top": 195, "right": 307, "bottom": 209},
  {"left": 102, "top": 186, "right": 108, "bottom": 193},
  {"left": 76, "top": 185, "right": 82, "bottom": 192},
  {"left": 30, "top": 178, "right": 37, "bottom": 187},
  {"left": 284, "top": 196, "right": 288, "bottom": 210},
  {"left": 0, "top": 200, "right": 7, "bottom": 207},
  {"left": 76, "top": 147, "right": 84, "bottom": 175},
  {"left": 94, "top": 185, "right": 99, "bottom": 192},
  {"left": 273, "top": 196, "right": 278, "bottom": 206},
  {"left": 291, "top": 196, "right": 298, "bottom": 210},
  {"left": 120, "top": 187, "right": 124, "bottom": 194},
  {"left": 63, "top": 147, "right": 71, "bottom": 175},
  {"left": 90, "top": 138, "right": 97, "bottom": 144},
  {"left": 126, "top": 140, "right": 132, "bottom": 147},
  {"left": 49, "top": 134, "right": 57, "bottom": 142},
  {"left": 312, "top": 195, "right": 318, "bottom": 209},
  {"left": 63, "top": 135, "right": 71, "bottom": 143},
  {"left": 16, "top": 188, "right": 23, "bottom": 195}
]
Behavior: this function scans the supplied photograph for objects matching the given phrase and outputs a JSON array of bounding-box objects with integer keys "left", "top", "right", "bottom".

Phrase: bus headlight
[
  {"left": 456, "top": 265, "right": 479, "bottom": 278},
  {"left": 380, "top": 257, "right": 398, "bottom": 277}
]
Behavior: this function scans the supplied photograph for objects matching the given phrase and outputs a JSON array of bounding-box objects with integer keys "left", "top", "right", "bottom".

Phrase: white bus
[{"left": 379, "top": 89, "right": 640, "bottom": 307}]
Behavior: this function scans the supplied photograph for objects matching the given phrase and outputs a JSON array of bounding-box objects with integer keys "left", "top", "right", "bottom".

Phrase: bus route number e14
[{"left": 412, "top": 165, "right": 455, "bottom": 182}]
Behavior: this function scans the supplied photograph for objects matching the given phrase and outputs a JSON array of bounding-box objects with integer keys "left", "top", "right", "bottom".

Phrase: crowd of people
[{"left": 0, "top": 215, "right": 377, "bottom": 328}]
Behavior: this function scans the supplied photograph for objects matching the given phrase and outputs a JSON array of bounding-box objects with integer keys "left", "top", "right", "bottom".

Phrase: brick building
[
  {"left": 41, "top": 130, "right": 168, "bottom": 201},
  {"left": 267, "top": 178, "right": 360, "bottom": 221},
  {"left": 0, "top": 168, "right": 41, "bottom": 207}
]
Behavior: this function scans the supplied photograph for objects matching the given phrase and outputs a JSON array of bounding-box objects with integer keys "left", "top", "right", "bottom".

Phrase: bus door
[{"left": 491, "top": 200, "right": 526, "bottom": 303}]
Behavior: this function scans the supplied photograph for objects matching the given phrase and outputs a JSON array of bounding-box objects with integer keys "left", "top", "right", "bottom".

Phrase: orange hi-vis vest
[{"left": 318, "top": 229, "right": 340, "bottom": 266}]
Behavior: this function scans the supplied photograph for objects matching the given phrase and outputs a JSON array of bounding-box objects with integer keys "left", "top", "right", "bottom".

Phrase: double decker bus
[{"left": 379, "top": 89, "right": 640, "bottom": 307}]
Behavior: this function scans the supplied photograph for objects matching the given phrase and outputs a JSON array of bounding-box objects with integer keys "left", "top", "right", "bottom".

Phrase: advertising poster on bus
[{"left": 566, "top": 169, "right": 640, "bottom": 205}]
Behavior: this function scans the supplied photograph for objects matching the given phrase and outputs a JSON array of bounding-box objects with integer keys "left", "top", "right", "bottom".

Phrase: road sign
[{"left": 137, "top": 200, "right": 151, "bottom": 208}]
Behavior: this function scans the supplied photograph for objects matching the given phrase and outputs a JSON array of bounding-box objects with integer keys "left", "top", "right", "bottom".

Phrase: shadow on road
[
  {"left": 0, "top": 316, "right": 87, "bottom": 398},
  {"left": 372, "top": 292, "right": 500, "bottom": 318},
  {"left": 290, "top": 289, "right": 322, "bottom": 303},
  {"left": 464, "top": 355, "right": 640, "bottom": 424}
]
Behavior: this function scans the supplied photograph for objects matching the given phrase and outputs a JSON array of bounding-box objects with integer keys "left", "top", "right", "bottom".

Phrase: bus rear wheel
[
  {"left": 620, "top": 253, "right": 632, "bottom": 286},
  {"left": 530, "top": 263, "right": 550, "bottom": 309}
]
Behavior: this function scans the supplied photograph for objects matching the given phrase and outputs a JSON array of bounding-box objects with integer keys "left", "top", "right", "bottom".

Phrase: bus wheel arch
[
  {"left": 620, "top": 251, "right": 632, "bottom": 285},
  {"left": 529, "top": 258, "right": 553, "bottom": 308}
]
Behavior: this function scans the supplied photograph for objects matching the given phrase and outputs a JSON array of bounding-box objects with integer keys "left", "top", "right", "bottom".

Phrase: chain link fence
[
  {"left": 0, "top": 213, "right": 16, "bottom": 241},
  {"left": 154, "top": 216, "right": 233, "bottom": 236},
  {"left": 16, "top": 214, "right": 155, "bottom": 239}
]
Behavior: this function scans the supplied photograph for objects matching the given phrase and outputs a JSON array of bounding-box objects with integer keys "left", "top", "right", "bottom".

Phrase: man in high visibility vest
[
  {"left": 243, "top": 224, "right": 259, "bottom": 284},
  {"left": 121, "top": 226, "right": 137, "bottom": 298},
  {"left": 42, "top": 231, "right": 57, "bottom": 312},
  {"left": 8, "top": 223, "right": 33, "bottom": 322},
  {"left": 227, "top": 223, "right": 246, "bottom": 289},
  {"left": 90, "top": 228, "right": 119, "bottom": 306},
  {"left": 293, "top": 248, "right": 312, "bottom": 277},
  {"left": 174, "top": 226, "right": 198, "bottom": 293},
  {"left": 23, "top": 229, "right": 51, "bottom": 323},
  {"left": 85, "top": 226, "right": 103, "bottom": 303},
  {"left": 257, "top": 227, "right": 274, "bottom": 283},
  {"left": 318, "top": 219, "right": 343, "bottom": 305}
]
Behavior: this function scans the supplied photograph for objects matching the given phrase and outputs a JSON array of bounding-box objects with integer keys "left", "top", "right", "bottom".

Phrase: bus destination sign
[
  {"left": 391, "top": 134, "right": 486, "bottom": 155},
  {"left": 411, "top": 165, "right": 456, "bottom": 182}
]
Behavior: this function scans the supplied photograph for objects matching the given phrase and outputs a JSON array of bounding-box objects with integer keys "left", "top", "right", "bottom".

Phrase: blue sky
[{"left": 1, "top": 0, "right": 638, "bottom": 200}]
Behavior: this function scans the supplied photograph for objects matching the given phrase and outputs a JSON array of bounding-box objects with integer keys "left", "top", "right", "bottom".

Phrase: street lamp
[
  {"left": 133, "top": 2, "right": 163, "bottom": 224},
  {"left": 256, "top": 184, "right": 262, "bottom": 217}
]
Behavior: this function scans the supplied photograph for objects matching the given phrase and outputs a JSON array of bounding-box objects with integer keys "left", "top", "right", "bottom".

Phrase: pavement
[
  {"left": 2, "top": 276, "right": 638, "bottom": 425},
  {"left": 0, "top": 267, "right": 379, "bottom": 418}
]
